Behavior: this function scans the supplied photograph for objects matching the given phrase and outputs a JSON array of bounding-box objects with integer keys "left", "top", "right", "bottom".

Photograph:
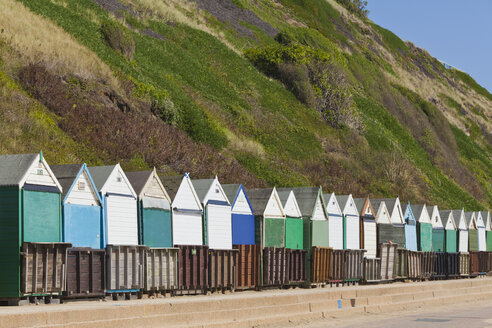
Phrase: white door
[
  {"left": 346, "top": 215, "right": 360, "bottom": 250},
  {"left": 459, "top": 230, "right": 468, "bottom": 252},
  {"left": 364, "top": 220, "right": 377, "bottom": 259},
  {"left": 329, "top": 216, "right": 343, "bottom": 250},
  {"left": 478, "top": 228, "right": 486, "bottom": 251},
  {"left": 106, "top": 195, "right": 138, "bottom": 245},
  {"left": 207, "top": 204, "right": 232, "bottom": 249},
  {"left": 172, "top": 211, "right": 203, "bottom": 246}
]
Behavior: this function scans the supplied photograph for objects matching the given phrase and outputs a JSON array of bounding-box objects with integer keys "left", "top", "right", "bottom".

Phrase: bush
[
  {"left": 277, "top": 63, "right": 315, "bottom": 107},
  {"left": 335, "top": 0, "right": 369, "bottom": 18},
  {"left": 100, "top": 20, "right": 135, "bottom": 59}
]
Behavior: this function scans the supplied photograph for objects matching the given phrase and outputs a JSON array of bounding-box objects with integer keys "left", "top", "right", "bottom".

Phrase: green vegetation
[{"left": 2, "top": 0, "right": 491, "bottom": 210}]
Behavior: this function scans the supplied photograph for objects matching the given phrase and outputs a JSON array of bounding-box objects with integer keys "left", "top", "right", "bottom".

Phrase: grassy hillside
[{"left": 1, "top": 0, "right": 492, "bottom": 210}]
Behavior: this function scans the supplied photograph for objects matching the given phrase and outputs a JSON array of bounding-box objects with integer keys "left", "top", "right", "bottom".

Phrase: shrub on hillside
[
  {"left": 101, "top": 20, "right": 135, "bottom": 59},
  {"left": 277, "top": 63, "right": 315, "bottom": 107},
  {"left": 335, "top": 0, "right": 369, "bottom": 18}
]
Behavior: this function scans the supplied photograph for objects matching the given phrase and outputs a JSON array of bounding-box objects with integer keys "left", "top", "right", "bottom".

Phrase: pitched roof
[
  {"left": 335, "top": 195, "right": 350, "bottom": 211},
  {"left": 276, "top": 190, "right": 291, "bottom": 207},
  {"left": 376, "top": 198, "right": 397, "bottom": 212},
  {"left": 191, "top": 179, "right": 215, "bottom": 203},
  {"left": 126, "top": 171, "right": 152, "bottom": 196},
  {"left": 410, "top": 204, "right": 427, "bottom": 221},
  {"left": 88, "top": 165, "right": 116, "bottom": 191},
  {"left": 439, "top": 210, "right": 452, "bottom": 218},
  {"left": 160, "top": 175, "right": 183, "bottom": 200},
  {"left": 353, "top": 198, "right": 366, "bottom": 214},
  {"left": 371, "top": 199, "right": 385, "bottom": 214},
  {"left": 426, "top": 206, "right": 435, "bottom": 216},
  {"left": 246, "top": 188, "right": 275, "bottom": 215},
  {"left": 51, "top": 164, "right": 84, "bottom": 200},
  {"left": 464, "top": 212, "right": 475, "bottom": 227},
  {"left": 222, "top": 184, "right": 242, "bottom": 206},
  {"left": 277, "top": 187, "right": 320, "bottom": 217},
  {"left": 0, "top": 153, "right": 38, "bottom": 186}
]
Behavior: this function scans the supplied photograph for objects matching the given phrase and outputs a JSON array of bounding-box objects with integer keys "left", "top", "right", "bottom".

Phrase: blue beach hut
[
  {"left": 51, "top": 164, "right": 103, "bottom": 249},
  {"left": 401, "top": 202, "right": 417, "bottom": 251},
  {"left": 223, "top": 184, "right": 255, "bottom": 245}
]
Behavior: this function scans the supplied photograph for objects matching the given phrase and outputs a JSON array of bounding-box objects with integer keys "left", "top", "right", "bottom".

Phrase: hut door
[{"left": 106, "top": 194, "right": 138, "bottom": 245}]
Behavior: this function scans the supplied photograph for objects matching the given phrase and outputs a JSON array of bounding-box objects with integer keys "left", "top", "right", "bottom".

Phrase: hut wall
[
  {"left": 140, "top": 205, "right": 172, "bottom": 248},
  {"left": 446, "top": 230, "right": 457, "bottom": 252},
  {"left": 458, "top": 230, "right": 469, "bottom": 252},
  {"left": 285, "top": 217, "right": 303, "bottom": 250},
  {"left": 64, "top": 204, "right": 101, "bottom": 249},
  {"left": 487, "top": 231, "right": 492, "bottom": 251},
  {"left": 378, "top": 224, "right": 404, "bottom": 247},
  {"left": 232, "top": 213, "right": 255, "bottom": 245},
  {"left": 310, "top": 220, "right": 329, "bottom": 247},
  {"left": 418, "top": 222, "right": 433, "bottom": 252},
  {"left": 345, "top": 215, "right": 360, "bottom": 250},
  {"left": 205, "top": 203, "right": 232, "bottom": 250},
  {"left": 432, "top": 229, "right": 445, "bottom": 252},
  {"left": 0, "top": 187, "right": 21, "bottom": 298},
  {"left": 362, "top": 219, "right": 377, "bottom": 259},
  {"left": 469, "top": 230, "right": 478, "bottom": 252},
  {"left": 263, "top": 218, "right": 285, "bottom": 248},
  {"left": 404, "top": 224, "right": 418, "bottom": 251},
  {"left": 172, "top": 211, "right": 203, "bottom": 246},
  {"left": 23, "top": 189, "right": 61, "bottom": 243},
  {"left": 328, "top": 215, "right": 343, "bottom": 249},
  {"left": 478, "top": 228, "right": 486, "bottom": 251},
  {"left": 105, "top": 194, "right": 138, "bottom": 246}
]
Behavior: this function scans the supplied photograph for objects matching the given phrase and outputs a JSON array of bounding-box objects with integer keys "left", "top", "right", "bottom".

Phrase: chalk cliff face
[{"left": 0, "top": 0, "right": 491, "bottom": 210}]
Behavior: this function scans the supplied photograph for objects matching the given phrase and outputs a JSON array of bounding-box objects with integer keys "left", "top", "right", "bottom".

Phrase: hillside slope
[{"left": 1, "top": 0, "right": 491, "bottom": 210}]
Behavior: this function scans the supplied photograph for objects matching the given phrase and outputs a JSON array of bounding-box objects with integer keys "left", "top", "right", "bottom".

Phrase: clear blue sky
[{"left": 367, "top": 1, "right": 492, "bottom": 93}]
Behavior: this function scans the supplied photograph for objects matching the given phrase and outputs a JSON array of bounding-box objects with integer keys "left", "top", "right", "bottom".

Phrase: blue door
[
  {"left": 232, "top": 213, "right": 255, "bottom": 245},
  {"left": 64, "top": 204, "right": 102, "bottom": 248},
  {"left": 404, "top": 223, "right": 417, "bottom": 251}
]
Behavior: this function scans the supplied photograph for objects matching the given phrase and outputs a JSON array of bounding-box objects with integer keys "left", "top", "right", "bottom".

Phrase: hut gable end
[
  {"left": 312, "top": 195, "right": 327, "bottom": 220},
  {"left": 281, "top": 191, "right": 302, "bottom": 218},
  {"left": 264, "top": 189, "right": 285, "bottom": 218},
  {"left": 25, "top": 159, "right": 58, "bottom": 187},
  {"left": 325, "top": 193, "right": 342, "bottom": 217},
  {"left": 202, "top": 178, "right": 229, "bottom": 205},
  {"left": 65, "top": 169, "right": 100, "bottom": 206},
  {"left": 172, "top": 176, "right": 202, "bottom": 211}
]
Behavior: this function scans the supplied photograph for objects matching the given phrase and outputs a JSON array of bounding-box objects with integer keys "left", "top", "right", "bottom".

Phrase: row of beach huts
[{"left": 0, "top": 152, "right": 492, "bottom": 305}]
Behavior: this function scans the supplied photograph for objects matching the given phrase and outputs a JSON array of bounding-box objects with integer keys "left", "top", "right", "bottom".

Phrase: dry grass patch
[{"left": 0, "top": 0, "right": 117, "bottom": 86}]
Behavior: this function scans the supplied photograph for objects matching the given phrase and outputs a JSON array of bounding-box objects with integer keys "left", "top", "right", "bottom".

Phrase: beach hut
[
  {"left": 371, "top": 200, "right": 394, "bottom": 246},
  {"left": 324, "top": 192, "right": 344, "bottom": 250},
  {"left": 89, "top": 164, "right": 138, "bottom": 247},
  {"left": 161, "top": 175, "right": 203, "bottom": 246},
  {"left": 440, "top": 210, "right": 457, "bottom": 252},
  {"left": 481, "top": 211, "right": 492, "bottom": 251},
  {"left": 465, "top": 212, "right": 478, "bottom": 252},
  {"left": 51, "top": 164, "right": 102, "bottom": 248},
  {"left": 401, "top": 202, "right": 417, "bottom": 251},
  {"left": 453, "top": 209, "right": 468, "bottom": 253},
  {"left": 428, "top": 205, "right": 445, "bottom": 252},
  {"left": 336, "top": 194, "right": 360, "bottom": 250},
  {"left": 354, "top": 197, "right": 377, "bottom": 258},
  {"left": 372, "top": 198, "right": 405, "bottom": 247},
  {"left": 277, "top": 189, "right": 303, "bottom": 250},
  {"left": 247, "top": 188, "right": 286, "bottom": 248},
  {"left": 411, "top": 204, "right": 432, "bottom": 251},
  {"left": 126, "top": 168, "right": 172, "bottom": 248},
  {"left": 222, "top": 184, "right": 255, "bottom": 245},
  {"left": 476, "top": 211, "right": 487, "bottom": 251},
  {"left": 192, "top": 177, "right": 232, "bottom": 250},
  {"left": 0, "top": 152, "right": 64, "bottom": 300}
]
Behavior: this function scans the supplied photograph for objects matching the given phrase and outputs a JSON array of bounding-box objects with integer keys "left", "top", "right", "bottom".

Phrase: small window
[
  {"left": 116, "top": 177, "right": 122, "bottom": 182},
  {"left": 78, "top": 181, "right": 86, "bottom": 190},
  {"left": 215, "top": 188, "right": 220, "bottom": 193},
  {"left": 37, "top": 169, "right": 44, "bottom": 175}
]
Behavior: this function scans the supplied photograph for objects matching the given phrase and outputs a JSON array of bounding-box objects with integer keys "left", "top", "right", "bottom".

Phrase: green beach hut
[
  {"left": 126, "top": 168, "right": 173, "bottom": 247},
  {"left": 428, "top": 205, "right": 444, "bottom": 252},
  {"left": 247, "top": 188, "right": 286, "bottom": 248},
  {"left": 440, "top": 210, "right": 457, "bottom": 252},
  {"left": 277, "top": 189, "right": 303, "bottom": 250},
  {"left": 411, "top": 204, "right": 432, "bottom": 251},
  {"left": 465, "top": 212, "right": 478, "bottom": 252},
  {"left": 0, "top": 152, "right": 63, "bottom": 299},
  {"left": 482, "top": 211, "right": 492, "bottom": 251}
]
